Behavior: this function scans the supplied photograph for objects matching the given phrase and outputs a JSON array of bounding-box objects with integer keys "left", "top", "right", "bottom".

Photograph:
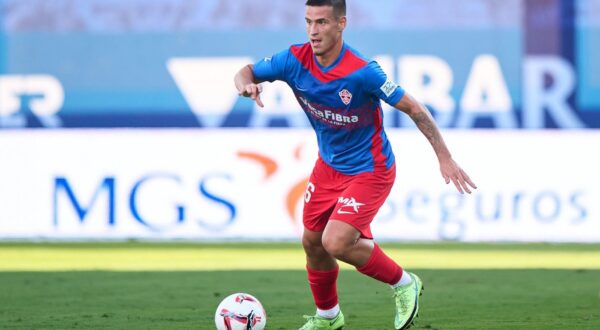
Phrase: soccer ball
[{"left": 214, "top": 293, "right": 267, "bottom": 330}]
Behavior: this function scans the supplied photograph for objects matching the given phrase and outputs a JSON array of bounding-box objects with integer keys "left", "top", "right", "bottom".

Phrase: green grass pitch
[{"left": 0, "top": 242, "right": 599, "bottom": 329}]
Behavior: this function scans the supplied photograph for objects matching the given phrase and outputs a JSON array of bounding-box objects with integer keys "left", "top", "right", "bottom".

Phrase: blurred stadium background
[{"left": 0, "top": 0, "right": 599, "bottom": 329}]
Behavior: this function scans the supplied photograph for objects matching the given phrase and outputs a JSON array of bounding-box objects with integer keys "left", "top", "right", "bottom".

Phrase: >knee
[{"left": 322, "top": 237, "right": 350, "bottom": 259}]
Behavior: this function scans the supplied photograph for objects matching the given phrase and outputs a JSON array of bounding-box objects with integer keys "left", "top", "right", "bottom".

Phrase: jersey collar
[{"left": 314, "top": 42, "right": 348, "bottom": 73}]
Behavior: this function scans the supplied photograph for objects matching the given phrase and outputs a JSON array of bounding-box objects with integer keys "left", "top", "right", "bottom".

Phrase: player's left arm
[{"left": 393, "top": 94, "right": 477, "bottom": 194}]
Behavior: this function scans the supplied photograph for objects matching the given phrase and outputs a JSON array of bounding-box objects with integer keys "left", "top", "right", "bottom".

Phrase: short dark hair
[{"left": 305, "top": 0, "right": 346, "bottom": 18}]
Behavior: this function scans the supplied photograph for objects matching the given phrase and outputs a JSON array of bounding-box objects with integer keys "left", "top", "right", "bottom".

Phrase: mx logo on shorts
[{"left": 337, "top": 197, "right": 365, "bottom": 214}]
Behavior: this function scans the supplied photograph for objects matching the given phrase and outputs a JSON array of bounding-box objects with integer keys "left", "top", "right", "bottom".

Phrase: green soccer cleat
[
  {"left": 393, "top": 272, "right": 424, "bottom": 330},
  {"left": 298, "top": 311, "right": 345, "bottom": 330}
]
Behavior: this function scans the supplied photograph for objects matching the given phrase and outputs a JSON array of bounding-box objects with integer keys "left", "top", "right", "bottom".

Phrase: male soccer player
[{"left": 234, "top": 0, "right": 477, "bottom": 329}]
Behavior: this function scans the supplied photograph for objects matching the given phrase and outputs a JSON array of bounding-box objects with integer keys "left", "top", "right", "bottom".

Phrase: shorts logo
[
  {"left": 380, "top": 79, "right": 397, "bottom": 97},
  {"left": 338, "top": 89, "right": 352, "bottom": 105},
  {"left": 337, "top": 197, "right": 365, "bottom": 214}
]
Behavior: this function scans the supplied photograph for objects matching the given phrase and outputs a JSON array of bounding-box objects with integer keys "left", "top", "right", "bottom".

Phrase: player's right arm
[
  {"left": 234, "top": 48, "right": 292, "bottom": 109},
  {"left": 234, "top": 65, "right": 264, "bottom": 108}
]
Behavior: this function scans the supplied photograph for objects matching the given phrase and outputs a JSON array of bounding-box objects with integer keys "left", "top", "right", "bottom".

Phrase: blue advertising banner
[{"left": 0, "top": 0, "right": 599, "bottom": 129}]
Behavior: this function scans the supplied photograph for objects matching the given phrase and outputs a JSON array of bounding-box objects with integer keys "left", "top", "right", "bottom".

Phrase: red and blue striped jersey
[{"left": 253, "top": 42, "right": 405, "bottom": 175}]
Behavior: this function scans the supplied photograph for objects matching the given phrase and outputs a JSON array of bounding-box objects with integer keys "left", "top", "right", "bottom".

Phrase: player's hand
[
  {"left": 239, "top": 83, "right": 264, "bottom": 108},
  {"left": 439, "top": 158, "right": 477, "bottom": 194}
]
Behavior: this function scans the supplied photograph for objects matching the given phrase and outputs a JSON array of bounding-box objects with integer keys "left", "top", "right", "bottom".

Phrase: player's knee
[
  {"left": 302, "top": 235, "right": 325, "bottom": 256},
  {"left": 321, "top": 235, "right": 350, "bottom": 259},
  {"left": 301, "top": 235, "right": 315, "bottom": 251}
]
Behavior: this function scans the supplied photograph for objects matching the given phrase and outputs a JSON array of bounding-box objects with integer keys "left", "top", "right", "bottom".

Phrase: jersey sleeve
[
  {"left": 252, "top": 48, "right": 291, "bottom": 82},
  {"left": 363, "top": 61, "right": 405, "bottom": 106}
]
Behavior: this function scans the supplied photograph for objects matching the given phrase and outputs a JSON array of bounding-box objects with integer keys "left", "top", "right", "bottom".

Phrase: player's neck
[{"left": 315, "top": 39, "right": 344, "bottom": 67}]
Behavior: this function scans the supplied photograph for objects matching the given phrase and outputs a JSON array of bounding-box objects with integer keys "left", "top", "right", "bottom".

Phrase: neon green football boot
[
  {"left": 393, "top": 272, "right": 424, "bottom": 329},
  {"left": 298, "top": 311, "right": 345, "bottom": 330}
]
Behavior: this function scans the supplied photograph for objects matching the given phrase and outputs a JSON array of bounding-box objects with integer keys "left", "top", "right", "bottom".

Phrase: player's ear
[{"left": 338, "top": 16, "right": 347, "bottom": 31}]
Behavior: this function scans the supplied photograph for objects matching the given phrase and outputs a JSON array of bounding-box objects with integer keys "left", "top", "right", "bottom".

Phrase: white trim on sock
[
  {"left": 391, "top": 270, "right": 413, "bottom": 288},
  {"left": 316, "top": 304, "right": 340, "bottom": 319}
]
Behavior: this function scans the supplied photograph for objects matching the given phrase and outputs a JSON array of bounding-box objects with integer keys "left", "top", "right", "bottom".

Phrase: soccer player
[{"left": 234, "top": 0, "right": 477, "bottom": 329}]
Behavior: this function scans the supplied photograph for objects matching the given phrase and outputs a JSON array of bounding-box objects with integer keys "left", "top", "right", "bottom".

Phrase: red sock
[
  {"left": 306, "top": 265, "right": 339, "bottom": 310},
  {"left": 356, "top": 244, "right": 403, "bottom": 285}
]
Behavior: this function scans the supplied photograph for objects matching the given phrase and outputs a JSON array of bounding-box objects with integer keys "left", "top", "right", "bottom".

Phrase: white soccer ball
[{"left": 214, "top": 293, "right": 267, "bottom": 330}]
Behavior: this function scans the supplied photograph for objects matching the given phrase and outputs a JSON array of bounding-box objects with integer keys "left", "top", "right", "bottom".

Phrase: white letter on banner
[
  {"left": 457, "top": 55, "right": 517, "bottom": 128},
  {"left": 167, "top": 57, "right": 251, "bottom": 127},
  {"left": 0, "top": 75, "right": 64, "bottom": 117},
  {"left": 398, "top": 56, "right": 455, "bottom": 127},
  {"left": 0, "top": 75, "right": 64, "bottom": 127},
  {"left": 26, "top": 75, "right": 65, "bottom": 117},
  {"left": 523, "top": 56, "right": 584, "bottom": 129}
]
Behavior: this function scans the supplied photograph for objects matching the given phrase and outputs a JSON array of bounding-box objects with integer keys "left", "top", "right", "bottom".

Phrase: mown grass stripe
[{"left": 1, "top": 245, "right": 600, "bottom": 271}]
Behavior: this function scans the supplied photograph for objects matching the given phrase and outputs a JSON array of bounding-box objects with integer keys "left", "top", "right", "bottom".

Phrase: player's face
[{"left": 305, "top": 6, "right": 346, "bottom": 57}]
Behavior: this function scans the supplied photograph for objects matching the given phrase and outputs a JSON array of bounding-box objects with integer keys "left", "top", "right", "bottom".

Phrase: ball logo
[
  {"left": 235, "top": 294, "right": 257, "bottom": 304},
  {"left": 338, "top": 89, "right": 352, "bottom": 105},
  {"left": 219, "top": 309, "right": 261, "bottom": 330}
]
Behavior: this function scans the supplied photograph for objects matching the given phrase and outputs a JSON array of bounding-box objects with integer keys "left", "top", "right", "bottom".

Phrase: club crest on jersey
[{"left": 338, "top": 89, "right": 352, "bottom": 105}]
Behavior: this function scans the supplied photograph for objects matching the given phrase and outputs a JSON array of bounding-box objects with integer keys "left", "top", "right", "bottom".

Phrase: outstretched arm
[
  {"left": 394, "top": 93, "right": 477, "bottom": 194},
  {"left": 234, "top": 64, "right": 264, "bottom": 108}
]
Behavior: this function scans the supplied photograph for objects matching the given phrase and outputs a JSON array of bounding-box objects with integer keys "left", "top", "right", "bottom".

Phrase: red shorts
[{"left": 302, "top": 157, "right": 396, "bottom": 239}]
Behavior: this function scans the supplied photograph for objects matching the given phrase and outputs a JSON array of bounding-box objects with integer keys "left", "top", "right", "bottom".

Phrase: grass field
[{"left": 0, "top": 242, "right": 599, "bottom": 329}]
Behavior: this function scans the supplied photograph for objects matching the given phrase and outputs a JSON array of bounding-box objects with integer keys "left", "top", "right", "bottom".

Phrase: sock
[
  {"left": 356, "top": 244, "right": 403, "bottom": 285},
  {"left": 307, "top": 265, "right": 339, "bottom": 310},
  {"left": 391, "top": 270, "right": 413, "bottom": 288},
  {"left": 317, "top": 304, "right": 340, "bottom": 319}
]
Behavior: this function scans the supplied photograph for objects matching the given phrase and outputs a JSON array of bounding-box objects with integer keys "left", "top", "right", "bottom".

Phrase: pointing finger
[{"left": 255, "top": 93, "right": 264, "bottom": 108}]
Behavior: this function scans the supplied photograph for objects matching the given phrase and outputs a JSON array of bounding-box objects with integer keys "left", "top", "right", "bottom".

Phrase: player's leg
[
  {"left": 302, "top": 228, "right": 338, "bottom": 311},
  {"left": 322, "top": 166, "right": 423, "bottom": 329},
  {"left": 322, "top": 220, "right": 421, "bottom": 330},
  {"left": 322, "top": 220, "right": 401, "bottom": 280},
  {"left": 321, "top": 165, "right": 400, "bottom": 272},
  {"left": 302, "top": 228, "right": 337, "bottom": 270},
  {"left": 299, "top": 228, "right": 345, "bottom": 330},
  {"left": 299, "top": 160, "right": 345, "bottom": 330},
  {"left": 322, "top": 220, "right": 409, "bottom": 291}
]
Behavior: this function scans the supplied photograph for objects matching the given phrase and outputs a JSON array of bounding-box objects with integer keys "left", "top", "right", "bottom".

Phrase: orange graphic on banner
[
  {"left": 236, "top": 151, "right": 278, "bottom": 180},
  {"left": 237, "top": 145, "right": 310, "bottom": 232}
]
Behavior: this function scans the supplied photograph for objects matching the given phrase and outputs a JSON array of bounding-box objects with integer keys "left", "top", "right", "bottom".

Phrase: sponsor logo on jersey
[
  {"left": 339, "top": 89, "right": 352, "bottom": 105},
  {"left": 380, "top": 78, "right": 397, "bottom": 97},
  {"left": 337, "top": 196, "right": 365, "bottom": 214},
  {"left": 298, "top": 97, "right": 359, "bottom": 126}
]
